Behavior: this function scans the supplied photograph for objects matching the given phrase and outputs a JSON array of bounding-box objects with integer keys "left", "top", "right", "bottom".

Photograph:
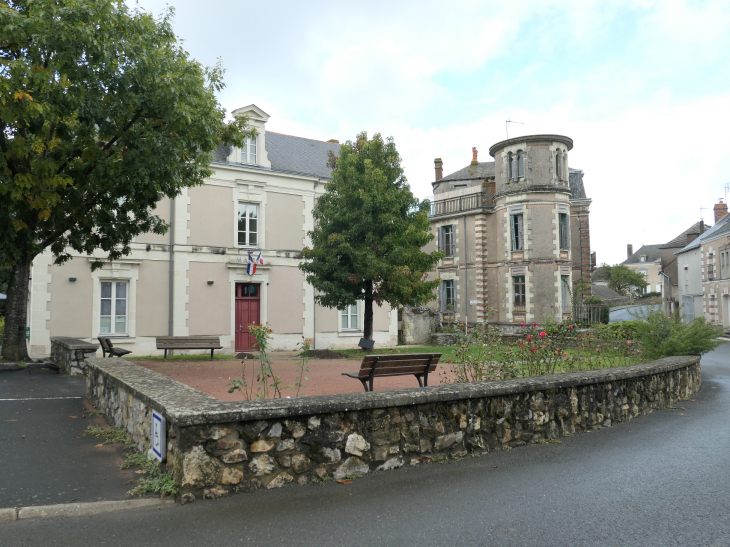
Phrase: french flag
[
  {"left": 246, "top": 263, "right": 257, "bottom": 275},
  {"left": 256, "top": 251, "right": 264, "bottom": 265}
]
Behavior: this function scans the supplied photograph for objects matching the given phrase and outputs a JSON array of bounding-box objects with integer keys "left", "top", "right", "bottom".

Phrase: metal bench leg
[
  {"left": 210, "top": 349, "right": 214, "bottom": 361},
  {"left": 359, "top": 378, "right": 369, "bottom": 392},
  {"left": 415, "top": 374, "right": 423, "bottom": 387}
]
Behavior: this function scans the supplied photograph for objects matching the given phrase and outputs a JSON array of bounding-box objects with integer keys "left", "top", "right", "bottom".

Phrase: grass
[{"left": 84, "top": 425, "right": 136, "bottom": 448}]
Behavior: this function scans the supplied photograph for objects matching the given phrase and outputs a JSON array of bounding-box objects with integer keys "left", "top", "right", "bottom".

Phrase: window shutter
[
  {"left": 451, "top": 224, "right": 457, "bottom": 256},
  {"left": 439, "top": 283, "right": 444, "bottom": 312},
  {"left": 510, "top": 216, "right": 516, "bottom": 251},
  {"left": 438, "top": 227, "right": 444, "bottom": 253},
  {"left": 517, "top": 215, "right": 524, "bottom": 250}
]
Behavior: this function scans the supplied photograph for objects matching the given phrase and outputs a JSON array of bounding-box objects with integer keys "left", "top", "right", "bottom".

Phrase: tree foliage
[
  {"left": 600, "top": 264, "right": 649, "bottom": 296},
  {"left": 0, "top": 0, "right": 249, "bottom": 360},
  {"left": 299, "top": 132, "right": 442, "bottom": 340}
]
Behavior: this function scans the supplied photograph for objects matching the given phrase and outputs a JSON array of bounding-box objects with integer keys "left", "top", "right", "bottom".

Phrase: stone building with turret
[{"left": 424, "top": 134, "right": 592, "bottom": 327}]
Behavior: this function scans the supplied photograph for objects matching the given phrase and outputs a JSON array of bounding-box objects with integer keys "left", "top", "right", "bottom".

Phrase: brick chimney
[
  {"left": 627, "top": 244, "right": 633, "bottom": 259},
  {"left": 715, "top": 199, "right": 728, "bottom": 223},
  {"left": 471, "top": 147, "right": 478, "bottom": 166},
  {"left": 434, "top": 158, "right": 443, "bottom": 181}
]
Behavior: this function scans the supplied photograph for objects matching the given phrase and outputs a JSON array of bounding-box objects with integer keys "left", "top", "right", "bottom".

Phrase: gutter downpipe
[
  {"left": 168, "top": 198, "right": 175, "bottom": 337},
  {"left": 463, "top": 214, "right": 468, "bottom": 335}
]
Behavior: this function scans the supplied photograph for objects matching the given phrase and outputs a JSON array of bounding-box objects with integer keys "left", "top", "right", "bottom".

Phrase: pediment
[{"left": 232, "top": 104, "right": 270, "bottom": 122}]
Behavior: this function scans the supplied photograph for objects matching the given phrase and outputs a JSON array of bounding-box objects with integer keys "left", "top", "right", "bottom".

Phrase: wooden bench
[
  {"left": 342, "top": 353, "right": 442, "bottom": 392},
  {"left": 97, "top": 337, "right": 132, "bottom": 358},
  {"left": 155, "top": 336, "right": 223, "bottom": 360}
]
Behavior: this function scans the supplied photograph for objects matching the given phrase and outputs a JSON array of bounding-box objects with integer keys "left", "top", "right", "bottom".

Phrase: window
[
  {"left": 639, "top": 255, "right": 646, "bottom": 262},
  {"left": 556, "top": 152, "right": 563, "bottom": 181},
  {"left": 238, "top": 203, "right": 259, "bottom": 247},
  {"left": 517, "top": 150, "right": 525, "bottom": 178},
  {"left": 561, "top": 275, "right": 570, "bottom": 312},
  {"left": 241, "top": 136, "right": 258, "bottom": 164},
  {"left": 100, "top": 281, "right": 128, "bottom": 334},
  {"left": 708, "top": 264, "right": 715, "bottom": 281},
  {"left": 559, "top": 213, "right": 569, "bottom": 251},
  {"left": 510, "top": 214, "right": 524, "bottom": 251},
  {"left": 721, "top": 250, "right": 730, "bottom": 279},
  {"left": 441, "top": 280, "right": 455, "bottom": 312},
  {"left": 638, "top": 269, "right": 648, "bottom": 293},
  {"left": 510, "top": 153, "right": 518, "bottom": 180},
  {"left": 513, "top": 276, "right": 526, "bottom": 308},
  {"left": 439, "top": 225, "right": 455, "bottom": 257},
  {"left": 340, "top": 303, "right": 359, "bottom": 330}
]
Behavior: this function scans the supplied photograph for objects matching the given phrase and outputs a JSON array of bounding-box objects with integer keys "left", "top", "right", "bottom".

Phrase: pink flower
[
  {"left": 539, "top": 331, "right": 547, "bottom": 339},
  {"left": 531, "top": 347, "right": 536, "bottom": 352},
  {"left": 519, "top": 343, "right": 524, "bottom": 348},
  {"left": 596, "top": 348, "right": 600, "bottom": 353},
  {"left": 626, "top": 340, "right": 632, "bottom": 346},
  {"left": 568, "top": 324, "right": 574, "bottom": 329},
  {"left": 520, "top": 323, "right": 525, "bottom": 327},
  {"left": 563, "top": 352, "right": 567, "bottom": 356},
  {"left": 526, "top": 335, "right": 532, "bottom": 341},
  {"left": 533, "top": 323, "right": 538, "bottom": 327}
]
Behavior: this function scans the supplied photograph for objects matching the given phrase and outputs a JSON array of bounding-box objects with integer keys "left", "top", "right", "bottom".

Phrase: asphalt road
[
  {"left": 0, "top": 365, "right": 134, "bottom": 507},
  {"left": 609, "top": 304, "right": 660, "bottom": 323},
  {"left": 3, "top": 343, "right": 730, "bottom": 546}
]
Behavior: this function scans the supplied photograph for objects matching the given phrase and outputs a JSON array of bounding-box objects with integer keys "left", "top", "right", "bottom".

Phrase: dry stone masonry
[
  {"left": 50, "top": 337, "right": 99, "bottom": 376},
  {"left": 85, "top": 355, "right": 701, "bottom": 503}
]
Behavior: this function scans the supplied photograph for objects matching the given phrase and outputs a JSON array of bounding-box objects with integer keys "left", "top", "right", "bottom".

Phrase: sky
[{"left": 133, "top": 0, "right": 730, "bottom": 265}]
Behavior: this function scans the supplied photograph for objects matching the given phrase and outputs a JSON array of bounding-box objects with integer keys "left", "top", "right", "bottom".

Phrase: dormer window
[
  {"left": 639, "top": 255, "right": 646, "bottom": 262},
  {"left": 241, "top": 136, "right": 258, "bottom": 164}
]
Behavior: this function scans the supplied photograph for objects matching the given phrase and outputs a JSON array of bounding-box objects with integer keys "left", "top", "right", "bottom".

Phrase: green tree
[
  {"left": 0, "top": 0, "right": 249, "bottom": 361},
  {"left": 600, "top": 264, "right": 649, "bottom": 296},
  {"left": 299, "top": 132, "right": 442, "bottom": 342}
]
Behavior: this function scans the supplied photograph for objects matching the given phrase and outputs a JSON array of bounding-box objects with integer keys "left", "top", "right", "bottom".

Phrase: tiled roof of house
[
  {"left": 265, "top": 132, "right": 340, "bottom": 179},
  {"left": 622, "top": 244, "right": 663, "bottom": 265},
  {"left": 439, "top": 162, "right": 496, "bottom": 183},
  {"left": 659, "top": 221, "right": 710, "bottom": 249},
  {"left": 569, "top": 170, "right": 587, "bottom": 199},
  {"left": 591, "top": 284, "right": 624, "bottom": 301},
  {"left": 676, "top": 214, "right": 730, "bottom": 254}
]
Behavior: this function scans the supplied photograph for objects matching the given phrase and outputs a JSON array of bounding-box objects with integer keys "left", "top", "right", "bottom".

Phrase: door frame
[
  {"left": 235, "top": 282, "right": 262, "bottom": 351},
  {"left": 227, "top": 265, "right": 269, "bottom": 350}
]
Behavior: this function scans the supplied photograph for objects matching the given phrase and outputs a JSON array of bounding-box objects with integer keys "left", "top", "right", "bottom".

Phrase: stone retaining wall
[
  {"left": 85, "top": 355, "right": 701, "bottom": 504},
  {"left": 51, "top": 337, "right": 99, "bottom": 376}
]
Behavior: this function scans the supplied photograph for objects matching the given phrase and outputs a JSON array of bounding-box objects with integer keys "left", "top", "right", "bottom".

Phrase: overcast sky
[{"left": 133, "top": 0, "right": 730, "bottom": 265}]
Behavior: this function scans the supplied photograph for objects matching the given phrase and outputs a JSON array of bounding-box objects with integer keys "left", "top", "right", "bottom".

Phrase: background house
[
  {"left": 622, "top": 244, "right": 663, "bottom": 295},
  {"left": 26, "top": 104, "right": 397, "bottom": 358},
  {"left": 424, "top": 134, "right": 592, "bottom": 327}
]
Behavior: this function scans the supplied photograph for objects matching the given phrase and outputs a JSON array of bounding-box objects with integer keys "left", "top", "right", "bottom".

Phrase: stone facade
[
  {"left": 50, "top": 337, "right": 99, "bottom": 376},
  {"left": 400, "top": 307, "right": 439, "bottom": 345},
  {"left": 86, "top": 355, "right": 700, "bottom": 503}
]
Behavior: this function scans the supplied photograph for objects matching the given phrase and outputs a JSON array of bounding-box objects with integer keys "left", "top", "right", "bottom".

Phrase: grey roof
[
  {"left": 439, "top": 162, "right": 496, "bottom": 183},
  {"left": 676, "top": 213, "right": 730, "bottom": 254},
  {"left": 660, "top": 221, "right": 711, "bottom": 249},
  {"left": 265, "top": 132, "right": 340, "bottom": 179},
  {"left": 591, "top": 284, "right": 624, "bottom": 301},
  {"left": 569, "top": 169, "right": 587, "bottom": 199},
  {"left": 622, "top": 244, "right": 663, "bottom": 265}
]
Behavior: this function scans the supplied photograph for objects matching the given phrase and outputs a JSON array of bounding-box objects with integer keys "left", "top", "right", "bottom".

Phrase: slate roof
[
  {"left": 439, "top": 162, "right": 496, "bottom": 183},
  {"left": 569, "top": 169, "right": 587, "bottom": 199},
  {"left": 676, "top": 213, "right": 730, "bottom": 254},
  {"left": 622, "top": 244, "right": 663, "bottom": 265},
  {"left": 660, "top": 221, "right": 711, "bottom": 249},
  {"left": 266, "top": 132, "right": 340, "bottom": 179},
  {"left": 591, "top": 284, "right": 624, "bottom": 301},
  {"left": 212, "top": 131, "right": 340, "bottom": 180}
]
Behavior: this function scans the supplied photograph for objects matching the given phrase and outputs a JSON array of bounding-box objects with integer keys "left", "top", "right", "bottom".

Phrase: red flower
[
  {"left": 531, "top": 347, "right": 536, "bottom": 352},
  {"left": 626, "top": 340, "right": 632, "bottom": 346},
  {"left": 563, "top": 352, "right": 567, "bottom": 356},
  {"left": 568, "top": 324, "right": 574, "bottom": 329},
  {"left": 519, "top": 343, "right": 524, "bottom": 348},
  {"left": 520, "top": 323, "right": 525, "bottom": 327},
  {"left": 539, "top": 331, "right": 547, "bottom": 339},
  {"left": 526, "top": 335, "right": 532, "bottom": 341},
  {"left": 533, "top": 323, "right": 538, "bottom": 327}
]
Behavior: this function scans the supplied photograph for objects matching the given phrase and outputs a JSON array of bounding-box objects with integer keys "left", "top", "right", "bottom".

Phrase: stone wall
[
  {"left": 50, "top": 337, "right": 98, "bottom": 376},
  {"left": 85, "top": 355, "right": 701, "bottom": 504},
  {"left": 402, "top": 306, "right": 438, "bottom": 345}
]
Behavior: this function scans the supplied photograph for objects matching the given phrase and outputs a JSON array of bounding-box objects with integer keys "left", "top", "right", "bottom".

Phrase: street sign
[
  {"left": 151, "top": 409, "right": 166, "bottom": 462},
  {"left": 25, "top": 327, "right": 30, "bottom": 340}
]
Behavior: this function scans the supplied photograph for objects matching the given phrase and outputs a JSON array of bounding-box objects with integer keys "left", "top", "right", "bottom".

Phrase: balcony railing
[{"left": 429, "top": 193, "right": 484, "bottom": 217}]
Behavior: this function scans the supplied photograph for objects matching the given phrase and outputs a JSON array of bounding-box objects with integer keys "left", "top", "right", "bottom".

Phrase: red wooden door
[{"left": 235, "top": 283, "right": 261, "bottom": 351}]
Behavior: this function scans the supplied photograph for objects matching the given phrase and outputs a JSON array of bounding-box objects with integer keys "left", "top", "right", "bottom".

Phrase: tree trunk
[
  {"left": 2, "top": 257, "right": 32, "bottom": 362},
  {"left": 363, "top": 280, "right": 373, "bottom": 344}
]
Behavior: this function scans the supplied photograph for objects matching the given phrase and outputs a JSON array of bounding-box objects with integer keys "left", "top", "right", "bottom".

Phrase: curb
[{"left": 0, "top": 498, "right": 176, "bottom": 523}]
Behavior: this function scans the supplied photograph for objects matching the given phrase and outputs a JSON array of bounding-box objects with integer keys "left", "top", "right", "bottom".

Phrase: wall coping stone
[
  {"left": 51, "top": 337, "right": 99, "bottom": 352},
  {"left": 85, "top": 355, "right": 700, "bottom": 427}
]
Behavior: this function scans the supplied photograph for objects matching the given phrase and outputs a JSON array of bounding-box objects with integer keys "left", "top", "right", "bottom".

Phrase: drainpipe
[
  {"left": 168, "top": 198, "right": 175, "bottom": 336},
  {"left": 312, "top": 180, "right": 320, "bottom": 350},
  {"left": 463, "top": 214, "right": 468, "bottom": 334}
]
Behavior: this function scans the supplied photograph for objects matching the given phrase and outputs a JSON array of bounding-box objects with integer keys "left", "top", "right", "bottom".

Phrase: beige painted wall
[
  {"left": 373, "top": 302, "right": 390, "bottom": 331},
  {"left": 137, "top": 198, "right": 172, "bottom": 245},
  {"left": 529, "top": 204, "right": 556, "bottom": 260},
  {"left": 187, "top": 262, "right": 231, "bottom": 335},
  {"left": 136, "top": 260, "right": 170, "bottom": 336},
  {"left": 47, "top": 259, "right": 93, "bottom": 338},
  {"left": 267, "top": 266, "right": 305, "bottom": 334},
  {"left": 188, "top": 185, "right": 234, "bottom": 247},
  {"left": 316, "top": 305, "right": 338, "bottom": 333},
  {"left": 266, "top": 192, "right": 305, "bottom": 250}
]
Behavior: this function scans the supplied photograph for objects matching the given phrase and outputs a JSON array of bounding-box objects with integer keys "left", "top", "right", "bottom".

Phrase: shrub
[{"left": 632, "top": 310, "right": 723, "bottom": 360}]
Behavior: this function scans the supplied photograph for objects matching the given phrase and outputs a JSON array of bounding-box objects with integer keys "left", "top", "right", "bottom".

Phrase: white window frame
[
  {"left": 439, "top": 225, "right": 455, "bottom": 257},
  {"left": 238, "top": 202, "right": 259, "bottom": 247},
  {"left": 339, "top": 302, "right": 362, "bottom": 332},
  {"left": 241, "top": 136, "right": 258, "bottom": 164},
  {"left": 99, "top": 280, "right": 129, "bottom": 335}
]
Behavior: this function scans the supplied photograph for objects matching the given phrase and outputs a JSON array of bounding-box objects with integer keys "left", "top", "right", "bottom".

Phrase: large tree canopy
[
  {"left": 299, "top": 132, "right": 442, "bottom": 342},
  {"left": 600, "top": 264, "right": 650, "bottom": 296},
  {"left": 0, "top": 0, "right": 248, "bottom": 360}
]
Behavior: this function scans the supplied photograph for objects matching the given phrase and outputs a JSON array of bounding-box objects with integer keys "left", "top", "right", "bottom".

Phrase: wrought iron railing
[{"left": 429, "top": 193, "right": 484, "bottom": 217}]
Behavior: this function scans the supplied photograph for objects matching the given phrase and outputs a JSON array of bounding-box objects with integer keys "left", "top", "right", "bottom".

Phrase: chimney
[
  {"left": 471, "top": 147, "right": 479, "bottom": 166},
  {"left": 627, "top": 244, "right": 633, "bottom": 259},
  {"left": 434, "top": 158, "right": 443, "bottom": 181},
  {"left": 715, "top": 199, "right": 728, "bottom": 223},
  {"left": 700, "top": 219, "right": 705, "bottom": 234}
]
